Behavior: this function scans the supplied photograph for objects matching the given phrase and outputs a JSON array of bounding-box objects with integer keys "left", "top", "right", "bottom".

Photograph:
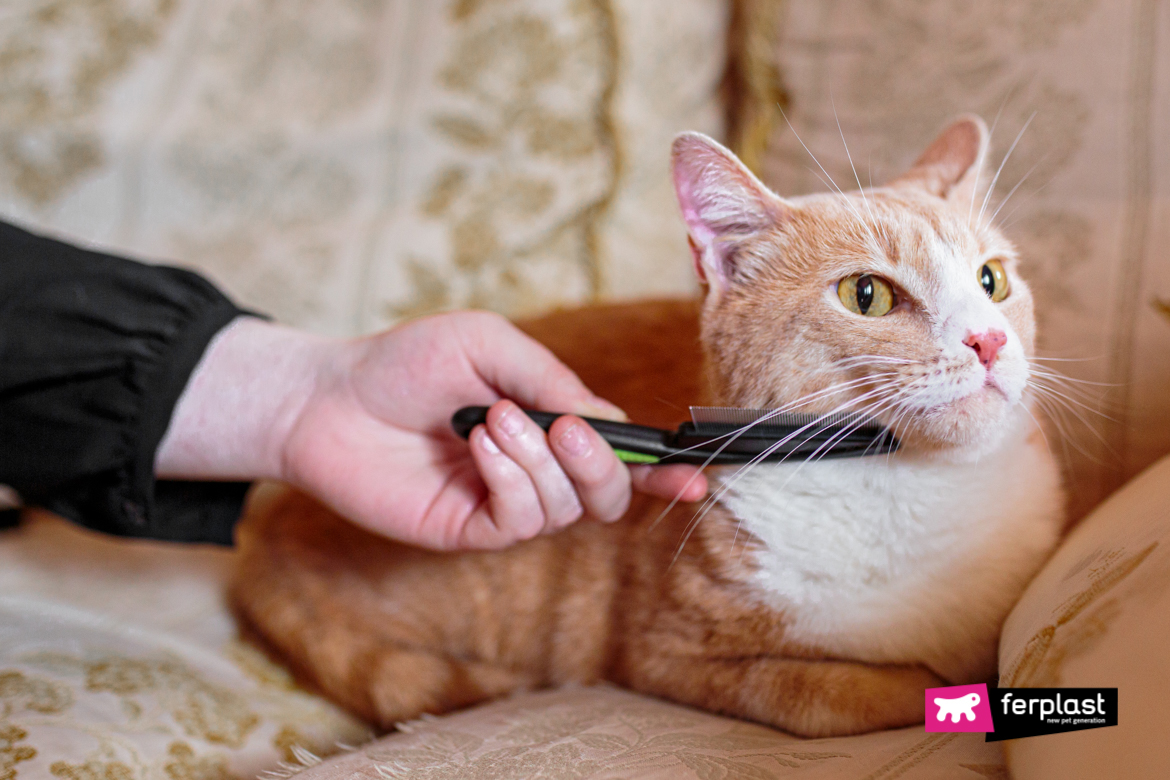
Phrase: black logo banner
[{"left": 985, "top": 687, "right": 1118, "bottom": 742}]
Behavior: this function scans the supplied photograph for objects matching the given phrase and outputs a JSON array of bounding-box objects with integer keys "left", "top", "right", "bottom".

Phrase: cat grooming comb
[{"left": 451, "top": 406, "right": 898, "bottom": 465}]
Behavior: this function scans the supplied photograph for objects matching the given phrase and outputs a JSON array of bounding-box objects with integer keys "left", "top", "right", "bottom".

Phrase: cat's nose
[{"left": 963, "top": 329, "right": 1007, "bottom": 369}]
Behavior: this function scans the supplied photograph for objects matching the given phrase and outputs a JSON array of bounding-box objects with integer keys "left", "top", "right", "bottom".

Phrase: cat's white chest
[{"left": 718, "top": 429, "right": 1062, "bottom": 681}]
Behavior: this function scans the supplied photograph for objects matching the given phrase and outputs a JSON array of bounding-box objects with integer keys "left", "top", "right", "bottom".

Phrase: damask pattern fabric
[
  {"left": 741, "top": 0, "right": 1170, "bottom": 518},
  {"left": 0, "top": 508, "right": 372, "bottom": 779},
  {"left": 283, "top": 685, "right": 1007, "bottom": 780},
  {"left": 0, "top": 0, "right": 725, "bottom": 337}
]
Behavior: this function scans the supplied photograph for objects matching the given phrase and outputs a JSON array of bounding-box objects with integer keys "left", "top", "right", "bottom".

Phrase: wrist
[{"left": 155, "top": 317, "right": 335, "bottom": 482}]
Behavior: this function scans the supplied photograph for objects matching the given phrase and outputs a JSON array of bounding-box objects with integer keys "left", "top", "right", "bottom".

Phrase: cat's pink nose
[{"left": 963, "top": 329, "right": 1007, "bottom": 369}]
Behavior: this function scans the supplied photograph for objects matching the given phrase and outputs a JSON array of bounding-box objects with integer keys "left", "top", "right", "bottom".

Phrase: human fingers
[
  {"left": 629, "top": 464, "right": 708, "bottom": 502},
  {"left": 547, "top": 415, "right": 632, "bottom": 523},
  {"left": 466, "top": 423, "right": 546, "bottom": 543},
  {"left": 453, "top": 312, "right": 627, "bottom": 421},
  {"left": 484, "top": 400, "right": 583, "bottom": 533}
]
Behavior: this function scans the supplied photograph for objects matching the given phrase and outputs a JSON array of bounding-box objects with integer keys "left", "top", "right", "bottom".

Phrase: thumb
[{"left": 455, "top": 312, "right": 627, "bottom": 421}]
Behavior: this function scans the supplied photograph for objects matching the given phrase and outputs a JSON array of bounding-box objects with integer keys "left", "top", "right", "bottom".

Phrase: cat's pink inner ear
[
  {"left": 671, "top": 132, "right": 782, "bottom": 285},
  {"left": 892, "top": 115, "right": 989, "bottom": 202}
]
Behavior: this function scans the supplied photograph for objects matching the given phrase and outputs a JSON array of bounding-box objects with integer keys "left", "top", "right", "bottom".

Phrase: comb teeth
[{"left": 688, "top": 406, "right": 884, "bottom": 431}]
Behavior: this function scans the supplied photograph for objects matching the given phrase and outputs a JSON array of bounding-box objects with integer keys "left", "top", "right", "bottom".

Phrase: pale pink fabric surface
[
  {"left": 285, "top": 686, "right": 1004, "bottom": 780},
  {"left": 1001, "top": 454, "right": 1170, "bottom": 779}
]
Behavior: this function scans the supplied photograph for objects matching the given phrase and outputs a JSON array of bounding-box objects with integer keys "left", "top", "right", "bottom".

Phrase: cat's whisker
[
  {"left": 1028, "top": 390, "right": 1088, "bottom": 468},
  {"left": 1029, "top": 355, "right": 1104, "bottom": 364},
  {"left": 873, "top": 386, "right": 931, "bottom": 470},
  {"left": 661, "top": 372, "right": 903, "bottom": 463},
  {"left": 1027, "top": 366, "right": 1114, "bottom": 396},
  {"left": 649, "top": 373, "right": 902, "bottom": 532},
  {"left": 978, "top": 112, "right": 1036, "bottom": 229},
  {"left": 832, "top": 355, "right": 915, "bottom": 370},
  {"left": 772, "top": 396, "right": 905, "bottom": 491},
  {"left": 996, "top": 178, "right": 1055, "bottom": 232},
  {"left": 987, "top": 160, "right": 1040, "bottom": 226},
  {"left": 1030, "top": 381, "right": 1117, "bottom": 424},
  {"left": 650, "top": 371, "right": 904, "bottom": 516},
  {"left": 886, "top": 405, "right": 917, "bottom": 467},
  {"left": 802, "top": 391, "right": 906, "bottom": 468},
  {"left": 779, "top": 106, "right": 845, "bottom": 196},
  {"left": 670, "top": 385, "right": 902, "bottom": 565},
  {"left": 686, "top": 383, "right": 903, "bottom": 530},
  {"left": 804, "top": 166, "right": 836, "bottom": 194},
  {"left": 969, "top": 96, "right": 1009, "bottom": 230},
  {"left": 1027, "top": 365, "right": 1117, "bottom": 389},
  {"left": 1018, "top": 397, "right": 1053, "bottom": 455},
  {"left": 714, "top": 394, "right": 907, "bottom": 546},
  {"left": 865, "top": 397, "right": 914, "bottom": 459},
  {"left": 780, "top": 105, "right": 884, "bottom": 256},
  {"left": 1027, "top": 383, "right": 1113, "bottom": 462},
  {"left": 1026, "top": 374, "right": 1112, "bottom": 415},
  {"left": 1029, "top": 391, "right": 1111, "bottom": 464},
  {"left": 1028, "top": 393, "right": 1111, "bottom": 458},
  {"left": 1027, "top": 376, "right": 1114, "bottom": 421},
  {"left": 831, "top": 88, "right": 879, "bottom": 230},
  {"left": 1025, "top": 358, "right": 1115, "bottom": 458}
]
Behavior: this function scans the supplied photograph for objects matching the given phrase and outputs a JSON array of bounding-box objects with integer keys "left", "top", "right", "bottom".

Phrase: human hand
[{"left": 157, "top": 313, "right": 707, "bottom": 550}]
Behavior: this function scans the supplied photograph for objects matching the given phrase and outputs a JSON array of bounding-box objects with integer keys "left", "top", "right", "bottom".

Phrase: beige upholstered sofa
[
  {"left": 3, "top": 452, "right": 1169, "bottom": 778},
  {"left": 2, "top": 1, "right": 1169, "bottom": 778}
]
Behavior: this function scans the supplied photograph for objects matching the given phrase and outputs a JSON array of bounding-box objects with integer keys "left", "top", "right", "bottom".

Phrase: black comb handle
[{"left": 451, "top": 406, "right": 679, "bottom": 462}]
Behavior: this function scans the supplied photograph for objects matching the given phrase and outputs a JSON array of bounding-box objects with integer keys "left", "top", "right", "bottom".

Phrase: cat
[{"left": 231, "top": 116, "right": 1064, "bottom": 738}]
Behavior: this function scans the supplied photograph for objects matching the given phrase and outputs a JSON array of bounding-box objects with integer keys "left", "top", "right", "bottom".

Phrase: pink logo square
[{"left": 925, "top": 683, "right": 995, "bottom": 732}]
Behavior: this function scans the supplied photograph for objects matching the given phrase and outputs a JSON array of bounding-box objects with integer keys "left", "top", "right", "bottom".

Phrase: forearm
[{"left": 155, "top": 317, "right": 334, "bottom": 483}]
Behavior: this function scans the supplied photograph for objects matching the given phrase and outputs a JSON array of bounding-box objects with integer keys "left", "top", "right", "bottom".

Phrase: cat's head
[{"left": 672, "top": 116, "right": 1035, "bottom": 456}]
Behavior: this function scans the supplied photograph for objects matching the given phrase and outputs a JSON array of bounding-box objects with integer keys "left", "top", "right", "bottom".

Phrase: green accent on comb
[{"left": 614, "top": 449, "right": 660, "bottom": 464}]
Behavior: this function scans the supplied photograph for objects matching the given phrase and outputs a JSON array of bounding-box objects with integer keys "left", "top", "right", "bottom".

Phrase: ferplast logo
[
  {"left": 925, "top": 683, "right": 994, "bottom": 733},
  {"left": 925, "top": 685, "right": 1118, "bottom": 741}
]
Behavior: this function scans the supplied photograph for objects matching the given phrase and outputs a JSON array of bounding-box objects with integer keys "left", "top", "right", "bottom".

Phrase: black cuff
[{"left": 0, "top": 219, "right": 265, "bottom": 544}]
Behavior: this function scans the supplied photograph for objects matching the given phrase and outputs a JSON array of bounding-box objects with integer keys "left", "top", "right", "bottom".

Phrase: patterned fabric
[
  {"left": 736, "top": 0, "right": 1170, "bottom": 519},
  {"left": 998, "top": 453, "right": 1170, "bottom": 779},
  {"left": 284, "top": 685, "right": 1007, "bottom": 780},
  {"left": 0, "top": 0, "right": 725, "bottom": 336},
  {"left": 0, "top": 509, "right": 371, "bottom": 780}
]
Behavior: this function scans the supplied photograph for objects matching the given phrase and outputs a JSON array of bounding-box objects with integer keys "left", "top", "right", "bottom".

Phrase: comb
[{"left": 451, "top": 405, "right": 898, "bottom": 465}]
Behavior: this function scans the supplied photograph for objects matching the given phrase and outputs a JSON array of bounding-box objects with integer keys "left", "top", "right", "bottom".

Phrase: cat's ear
[
  {"left": 890, "top": 115, "right": 989, "bottom": 206},
  {"left": 671, "top": 132, "right": 790, "bottom": 291}
]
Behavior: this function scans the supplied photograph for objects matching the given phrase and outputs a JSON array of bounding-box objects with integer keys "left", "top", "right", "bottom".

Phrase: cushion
[
  {"left": 998, "top": 453, "right": 1170, "bottom": 778},
  {"left": 734, "top": 0, "right": 1170, "bottom": 520},
  {"left": 0, "top": 0, "right": 725, "bottom": 336},
  {"left": 283, "top": 685, "right": 1006, "bottom": 780}
]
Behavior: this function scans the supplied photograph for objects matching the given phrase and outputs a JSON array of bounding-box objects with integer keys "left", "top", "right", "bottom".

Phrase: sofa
[{"left": 2, "top": 0, "right": 1169, "bottom": 777}]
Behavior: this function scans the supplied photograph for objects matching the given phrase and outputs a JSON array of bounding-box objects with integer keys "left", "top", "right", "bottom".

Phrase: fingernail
[
  {"left": 497, "top": 407, "right": 524, "bottom": 437},
  {"left": 479, "top": 430, "right": 501, "bottom": 454},
  {"left": 574, "top": 397, "right": 628, "bottom": 422},
  {"left": 557, "top": 422, "right": 591, "bottom": 457}
]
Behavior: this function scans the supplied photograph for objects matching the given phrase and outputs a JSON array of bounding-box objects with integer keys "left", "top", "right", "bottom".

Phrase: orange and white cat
[{"left": 232, "top": 116, "right": 1064, "bottom": 738}]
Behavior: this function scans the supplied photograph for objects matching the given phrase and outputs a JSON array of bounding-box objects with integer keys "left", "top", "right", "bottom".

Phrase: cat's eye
[
  {"left": 980, "top": 259, "right": 1010, "bottom": 302},
  {"left": 838, "top": 274, "right": 896, "bottom": 317}
]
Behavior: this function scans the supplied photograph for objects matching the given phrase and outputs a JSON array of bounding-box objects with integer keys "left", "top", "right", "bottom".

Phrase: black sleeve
[{"left": 0, "top": 219, "right": 257, "bottom": 545}]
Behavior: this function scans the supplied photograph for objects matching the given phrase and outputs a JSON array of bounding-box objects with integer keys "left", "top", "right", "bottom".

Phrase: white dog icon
[{"left": 934, "top": 692, "right": 981, "bottom": 723}]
